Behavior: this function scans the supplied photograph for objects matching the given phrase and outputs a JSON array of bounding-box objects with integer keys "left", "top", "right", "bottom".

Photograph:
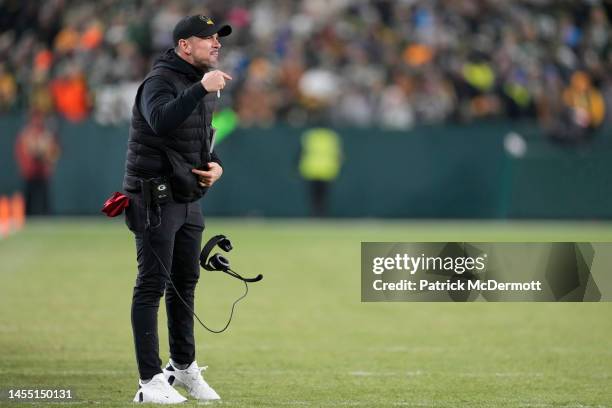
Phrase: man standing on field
[{"left": 122, "top": 15, "right": 232, "bottom": 404}]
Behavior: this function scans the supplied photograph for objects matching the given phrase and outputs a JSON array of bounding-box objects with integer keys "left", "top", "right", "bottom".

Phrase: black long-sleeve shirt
[
  {"left": 139, "top": 76, "right": 222, "bottom": 166},
  {"left": 139, "top": 78, "right": 206, "bottom": 136}
]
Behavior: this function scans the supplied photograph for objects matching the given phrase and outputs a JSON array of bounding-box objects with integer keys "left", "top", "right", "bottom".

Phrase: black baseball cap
[{"left": 172, "top": 15, "right": 232, "bottom": 44}]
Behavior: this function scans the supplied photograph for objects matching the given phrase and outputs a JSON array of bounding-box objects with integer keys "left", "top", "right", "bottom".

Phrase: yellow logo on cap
[{"left": 199, "top": 15, "right": 214, "bottom": 25}]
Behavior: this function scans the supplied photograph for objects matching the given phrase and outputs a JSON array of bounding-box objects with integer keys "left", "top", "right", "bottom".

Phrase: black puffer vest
[{"left": 123, "top": 49, "right": 217, "bottom": 203}]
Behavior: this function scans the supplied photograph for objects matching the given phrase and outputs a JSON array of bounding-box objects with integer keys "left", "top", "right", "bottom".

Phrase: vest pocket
[{"left": 163, "top": 147, "right": 205, "bottom": 202}]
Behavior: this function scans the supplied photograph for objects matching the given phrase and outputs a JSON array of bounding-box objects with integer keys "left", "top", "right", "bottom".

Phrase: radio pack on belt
[{"left": 142, "top": 177, "right": 173, "bottom": 205}]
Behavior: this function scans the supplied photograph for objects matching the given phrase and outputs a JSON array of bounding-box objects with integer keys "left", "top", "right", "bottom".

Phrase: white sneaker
[
  {"left": 133, "top": 373, "right": 187, "bottom": 404},
  {"left": 163, "top": 360, "right": 221, "bottom": 401}
]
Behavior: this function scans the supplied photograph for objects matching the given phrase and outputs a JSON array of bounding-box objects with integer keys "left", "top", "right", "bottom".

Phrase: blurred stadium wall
[{"left": 1, "top": 116, "right": 610, "bottom": 218}]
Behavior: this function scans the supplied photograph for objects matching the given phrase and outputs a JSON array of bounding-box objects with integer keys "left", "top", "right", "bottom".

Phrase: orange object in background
[
  {"left": 50, "top": 73, "right": 90, "bottom": 122},
  {"left": 12, "top": 192, "right": 25, "bottom": 231},
  {"left": 0, "top": 195, "right": 9, "bottom": 237},
  {"left": 54, "top": 26, "right": 80, "bottom": 53},
  {"left": 34, "top": 49, "right": 54, "bottom": 72},
  {"left": 562, "top": 71, "right": 606, "bottom": 128},
  {"left": 403, "top": 44, "right": 434, "bottom": 67},
  {"left": 80, "top": 22, "right": 104, "bottom": 50},
  {"left": 0, "top": 193, "right": 26, "bottom": 239}
]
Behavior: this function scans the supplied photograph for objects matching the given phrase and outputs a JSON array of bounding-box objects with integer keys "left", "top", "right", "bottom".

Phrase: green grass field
[{"left": 1, "top": 218, "right": 611, "bottom": 407}]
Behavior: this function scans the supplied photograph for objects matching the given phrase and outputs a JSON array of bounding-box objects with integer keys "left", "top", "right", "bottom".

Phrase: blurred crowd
[{"left": 1, "top": 0, "right": 612, "bottom": 131}]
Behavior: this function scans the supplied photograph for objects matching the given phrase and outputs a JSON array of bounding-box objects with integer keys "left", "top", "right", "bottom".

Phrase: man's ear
[{"left": 178, "top": 39, "right": 191, "bottom": 55}]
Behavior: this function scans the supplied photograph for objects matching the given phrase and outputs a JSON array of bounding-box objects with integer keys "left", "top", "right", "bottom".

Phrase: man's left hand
[{"left": 192, "top": 162, "right": 223, "bottom": 187}]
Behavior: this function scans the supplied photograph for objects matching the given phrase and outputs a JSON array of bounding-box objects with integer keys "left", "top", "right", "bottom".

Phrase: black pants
[
  {"left": 125, "top": 194, "right": 204, "bottom": 380},
  {"left": 309, "top": 180, "right": 329, "bottom": 217},
  {"left": 25, "top": 178, "right": 50, "bottom": 215}
]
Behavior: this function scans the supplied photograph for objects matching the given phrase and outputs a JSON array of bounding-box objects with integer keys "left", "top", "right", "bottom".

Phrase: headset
[
  {"left": 149, "top": 232, "right": 263, "bottom": 334},
  {"left": 200, "top": 235, "right": 263, "bottom": 282}
]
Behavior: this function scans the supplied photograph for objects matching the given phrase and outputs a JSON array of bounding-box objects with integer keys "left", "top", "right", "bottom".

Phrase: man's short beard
[{"left": 195, "top": 59, "right": 217, "bottom": 71}]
